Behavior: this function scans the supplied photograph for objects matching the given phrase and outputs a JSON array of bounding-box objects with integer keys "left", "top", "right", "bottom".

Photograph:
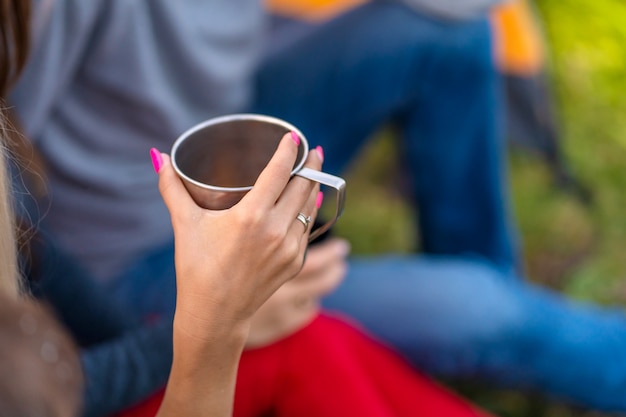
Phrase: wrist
[
  {"left": 160, "top": 317, "right": 250, "bottom": 417},
  {"left": 160, "top": 337, "right": 244, "bottom": 417},
  {"left": 172, "top": 310, "right": 250, "bottom": 355}
]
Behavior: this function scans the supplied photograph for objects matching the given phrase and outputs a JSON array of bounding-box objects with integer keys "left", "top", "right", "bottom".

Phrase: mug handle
[{"left": 295, "top": 167, "right": 346, "bottom": 242}]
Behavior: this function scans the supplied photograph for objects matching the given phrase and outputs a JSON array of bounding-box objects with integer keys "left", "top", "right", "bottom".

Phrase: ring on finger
[{"left": 295, "top": 212, "right": 312, "bottom": 231}]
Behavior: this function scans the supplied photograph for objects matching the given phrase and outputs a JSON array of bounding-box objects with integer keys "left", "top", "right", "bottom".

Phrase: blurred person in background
[{"left": 10, "top": 0, "right": 515, "bottom": 307}]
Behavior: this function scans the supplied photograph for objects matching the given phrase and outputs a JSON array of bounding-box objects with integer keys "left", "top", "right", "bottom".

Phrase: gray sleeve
[
  {"left": 393, "top": 0, "right": 509, "bottom": 20},
  {"left": 10, "top": 0, "right": 105, "bottom": 137}
]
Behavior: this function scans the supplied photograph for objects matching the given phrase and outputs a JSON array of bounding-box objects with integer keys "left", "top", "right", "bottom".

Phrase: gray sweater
[
  {"left": 13, "top": 0, "right": 266, "bottom": 280},
  {"left": 12, "top": 0, "right": 505, "bottom": 282}
]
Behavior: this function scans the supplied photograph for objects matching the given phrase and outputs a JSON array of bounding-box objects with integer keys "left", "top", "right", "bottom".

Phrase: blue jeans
[
  {"left": 251, "top": 1, "right": 518, "bottom": 273},
  {"left": 113, "top": 245, "right": 626, "bottom": 411},
  {"left": 324, "top": 256, "right": 626, "bottom": 411},
  {"left": 111, "top": 1, "right": 626, "bottom": 411}
]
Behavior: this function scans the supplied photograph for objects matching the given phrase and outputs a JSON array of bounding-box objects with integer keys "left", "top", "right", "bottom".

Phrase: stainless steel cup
[{"left": 171, "top": 114, "right": 346, "bottom": 241}]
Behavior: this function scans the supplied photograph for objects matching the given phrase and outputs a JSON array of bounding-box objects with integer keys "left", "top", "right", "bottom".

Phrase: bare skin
[
  {"left": 246, "top": 237, "right": 350, "bottom": 349},
  {"left": 155, "top": 132, "right": 323, "bottom": 417}
]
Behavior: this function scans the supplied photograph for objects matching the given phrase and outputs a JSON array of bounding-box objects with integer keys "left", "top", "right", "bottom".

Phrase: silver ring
[{"left": 296, "top": 212, "right": 312, "bottom": 230}]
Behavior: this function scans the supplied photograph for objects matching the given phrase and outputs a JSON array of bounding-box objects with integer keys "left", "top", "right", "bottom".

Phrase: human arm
[
  {"left": 154, "top": 132, "right": 323, "bottom": 417},
  {"left": 23, "top": 229, "right": 176, "bottom": 417},
  {"left": 79, "top": 320, "right": 172, "bottom": 417},
  {"left": 25, "top": 229, "right": 138, "bottom": 346}
]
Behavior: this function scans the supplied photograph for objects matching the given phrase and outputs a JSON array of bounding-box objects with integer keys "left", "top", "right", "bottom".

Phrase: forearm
[
  {"left": 157, "top": 318, "right": 250, "bottom": 417},
  {"left": 152, "top": 134, "right": 320, "bottom": 416}
]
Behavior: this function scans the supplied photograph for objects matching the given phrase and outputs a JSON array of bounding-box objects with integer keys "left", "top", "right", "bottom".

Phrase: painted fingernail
[
  {"left": 316, "top": 191, "right": 324, "bottom": 209},
  {"left": 315, "top": 146, "right": 324, "bottom": 162},
  {"left": 290, "top": 131, "right": 300, "bottom": 146},
  {"left": 150, "top": 148, "right": 163, "bottom": 173}
]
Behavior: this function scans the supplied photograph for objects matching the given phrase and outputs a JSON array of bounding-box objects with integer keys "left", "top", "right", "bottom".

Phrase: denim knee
[{"left": 375, "top": 2, "right": 493, "bottom": 62}]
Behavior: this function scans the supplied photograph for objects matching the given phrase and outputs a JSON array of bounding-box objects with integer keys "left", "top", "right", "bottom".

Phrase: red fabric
[{"left": 114, "top": 314, "right": 492, "bottom": 417}]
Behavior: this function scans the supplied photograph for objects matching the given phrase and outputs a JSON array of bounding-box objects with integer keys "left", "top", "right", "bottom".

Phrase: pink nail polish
[
  {"left": 315, "top": 146, "right": 324, "bottom": 162},
  {"left": 290, "top": 131, "right": 300, "bottom": 146},
  {"left": 150, "top": 148, "right": 163, "bottom": 173},
  {"left": 316, "top": 191, "right": 324, "bottom": 209}
]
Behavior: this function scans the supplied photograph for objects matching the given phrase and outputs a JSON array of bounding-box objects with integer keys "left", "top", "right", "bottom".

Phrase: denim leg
[
  {"left": 323, "top": 256, "right": 626, "bottom": 411},
  {"left": 251, "top": 1, "right": 519, "bottom": 273}
]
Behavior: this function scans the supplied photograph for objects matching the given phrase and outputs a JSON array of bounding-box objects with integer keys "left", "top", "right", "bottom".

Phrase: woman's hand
[
  {"left": 246, "top": 237, "right": 350, "bottom": 348},
  {"left": 156, "top": 132, "right": 323, "bottom": 340},
  {"left": 153, "top": 132, "right": 323, "bottom": 417}
]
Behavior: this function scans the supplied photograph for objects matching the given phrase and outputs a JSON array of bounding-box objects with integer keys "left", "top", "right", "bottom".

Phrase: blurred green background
[{"left": 327, "top": 0, "right": 626, "bottom": 415}]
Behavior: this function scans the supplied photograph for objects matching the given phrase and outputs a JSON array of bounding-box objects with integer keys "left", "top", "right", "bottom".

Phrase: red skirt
[{"left": 116, "top": 313, "right": 492, "bottom": 417}]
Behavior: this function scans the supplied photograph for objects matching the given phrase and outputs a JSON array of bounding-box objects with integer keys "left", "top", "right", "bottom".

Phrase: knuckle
[
  {"left": 265, "top": 225, "right": 286, "bottom": 247},
  {"left": 285, "top": 239, "right": 301, "bottom": 261},
  {"left": 285, "top": 246, "right": 304, "bottom": 272},
  {"left": 235, "top": 206, "right": 264, "bottom": 229},
  {"left": 305, "top": 150, "right": 321, "bottom": 167}
]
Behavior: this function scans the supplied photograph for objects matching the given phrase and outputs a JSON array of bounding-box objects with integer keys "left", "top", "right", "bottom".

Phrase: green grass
[
  {"left": 330, "top": 1, "right": 626, "bottom": 415},
  {"left": 536, "top": 0, "right": 626, "bottom": 309}
]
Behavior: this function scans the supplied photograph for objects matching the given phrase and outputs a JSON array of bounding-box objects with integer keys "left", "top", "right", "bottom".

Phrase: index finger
[{"left": 241, "top": 131, "right": 300, "bottom": 209}]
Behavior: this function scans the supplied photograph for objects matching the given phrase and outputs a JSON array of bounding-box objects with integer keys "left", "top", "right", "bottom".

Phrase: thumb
[{"left": 151, "top": 148, "right": 199, "bottom": 222}]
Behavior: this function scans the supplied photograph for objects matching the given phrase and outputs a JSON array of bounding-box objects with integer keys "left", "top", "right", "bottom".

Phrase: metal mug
[{"left": 171, "top": 114, "right": 346, "bottom": 241}]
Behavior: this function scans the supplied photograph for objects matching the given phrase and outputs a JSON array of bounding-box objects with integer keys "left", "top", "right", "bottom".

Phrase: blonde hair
[{"left": 0, "top": 113, "right": 19, "bottom": 298}]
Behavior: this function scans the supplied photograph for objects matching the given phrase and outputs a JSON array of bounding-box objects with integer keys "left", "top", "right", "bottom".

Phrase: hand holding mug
[
  {"left": 153, "top": 132, "right": 323, "bottom": 340},
  {"left": 153, "top": 117, "right": 344, "bottom": 417},
  {"left": 170, "top": 114, "right": 345, "bottom": 241}
]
